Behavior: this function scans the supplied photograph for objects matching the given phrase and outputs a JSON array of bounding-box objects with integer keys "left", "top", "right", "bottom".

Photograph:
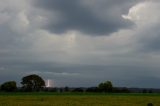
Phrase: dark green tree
[
  {"left": 64, "top": 86, "right": 69, "bottom": 92},
  {"left": 0, "top": 81, "right": 17, "bottom": 92},
  {"left": 21, "top": 74, "right": 45, "bottom": 91},
  {"left": 98, "top": 81, "right": 113, "bottom": 92}
]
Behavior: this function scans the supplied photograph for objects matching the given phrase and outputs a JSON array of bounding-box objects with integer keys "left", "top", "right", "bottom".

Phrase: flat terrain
[{"left": 0, "top": 93, "right": 160, "bottom": 106}]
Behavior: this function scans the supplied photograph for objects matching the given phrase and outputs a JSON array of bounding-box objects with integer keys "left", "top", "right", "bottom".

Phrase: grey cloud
[
  {"left": 33, "top": 0, "right": 142, "bottom": 35},
  {"left": 1, "top": 59, "right": 159, "bottom": 87},
  {"left": 1, "top": 0, "right": 160, "bottom": 88},
  {"left": 143, "top": 30, "right": 160, "bottom": 52},
  {"left": 134, "top": 24, "right": 160, "bottom": 53}
]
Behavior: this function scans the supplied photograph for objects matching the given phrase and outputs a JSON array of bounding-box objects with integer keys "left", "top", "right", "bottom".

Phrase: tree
[
  {"left": 86, "top": 87, "right": 99, "bottom": 92},
  {"left": 64, "top": 86, "right": 69, "bottom": 92},
  {"left": 21, "top": 74, "right": 45, "bottom": 91},
  {"left": 0, "top": 81, "right": 17, "bottom": 92},
  {"left": 98, "top": 81, "right": 113, "bottom": 92},
  {"left": 72, "top": 88, "right": 84, "bottom": 92}
]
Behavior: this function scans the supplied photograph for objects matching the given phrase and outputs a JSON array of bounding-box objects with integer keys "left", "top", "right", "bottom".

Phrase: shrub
[{"left": 1, "top": 81, "right": 17, "bottom": 92}]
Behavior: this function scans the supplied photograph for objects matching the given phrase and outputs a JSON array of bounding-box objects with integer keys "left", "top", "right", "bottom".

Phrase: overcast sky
[{"left": 1, "top": 0, "right": 160, "bottom": 88}]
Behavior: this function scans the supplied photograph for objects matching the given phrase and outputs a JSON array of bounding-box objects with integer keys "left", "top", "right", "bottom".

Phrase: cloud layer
[
  {"left": 32, "top": 0, "right": 140, "bottom": 35},
  {"left": 1, "top": 0, "right": 160, "bottom": 88}
]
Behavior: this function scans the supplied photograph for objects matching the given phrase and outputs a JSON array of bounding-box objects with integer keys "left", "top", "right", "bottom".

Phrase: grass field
[{"left": 0, "top": 92, "right": 160, "bottom": 106}]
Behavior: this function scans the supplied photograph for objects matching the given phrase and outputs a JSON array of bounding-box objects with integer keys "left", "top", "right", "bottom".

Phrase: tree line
[
  {"left": 0, "top": 74, "right": 131, "bottom": 93},
  {"left": 0, "top": 74, "right": 45, "bottom": 92}
]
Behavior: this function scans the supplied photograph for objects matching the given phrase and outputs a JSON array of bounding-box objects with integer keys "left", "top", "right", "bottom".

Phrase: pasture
[{"left": 0, "top": 93, "right": 160, "bottom": 106}]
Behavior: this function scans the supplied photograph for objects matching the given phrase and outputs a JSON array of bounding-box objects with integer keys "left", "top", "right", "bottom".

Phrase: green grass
[{"left": 0, "top": 92, "right": 160, "bottom": 106}]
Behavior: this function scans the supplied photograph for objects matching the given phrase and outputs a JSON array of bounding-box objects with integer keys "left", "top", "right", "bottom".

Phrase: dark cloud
[
  {"left": 1, "top": 0, "right": 160, "bottom": 88},
  {"left": 33, "top": 0, "right": 141, "bottom": 35},
  {"left": 1, "top": 58, "right": 159, "bottom": 87}
]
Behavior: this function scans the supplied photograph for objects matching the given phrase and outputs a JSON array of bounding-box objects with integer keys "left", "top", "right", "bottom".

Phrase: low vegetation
[{"left": 0, "top": 93, "right": 160, "bottom": 106}]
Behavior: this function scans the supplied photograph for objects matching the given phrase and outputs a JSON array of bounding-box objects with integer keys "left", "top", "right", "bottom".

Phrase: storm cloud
[
  {"left": 1, "top": 0, "right": 160, "bottom": 88},
  {"left": 32, "top": 0, "right": 142, "bottom": 35}
]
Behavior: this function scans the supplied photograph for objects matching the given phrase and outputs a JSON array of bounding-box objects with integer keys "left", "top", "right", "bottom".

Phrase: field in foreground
[{"left": 0, "top": 93, "right": 160, "bottom": 106}]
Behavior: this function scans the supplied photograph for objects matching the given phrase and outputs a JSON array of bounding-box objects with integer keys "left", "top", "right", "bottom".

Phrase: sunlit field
[{"left": 0, "top": 93, "right": 160, "bottom": 106}]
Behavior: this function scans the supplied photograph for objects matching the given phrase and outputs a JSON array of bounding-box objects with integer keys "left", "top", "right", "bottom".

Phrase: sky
[{"left": 0, "top": 0, "right": 160, "bottom": 88}]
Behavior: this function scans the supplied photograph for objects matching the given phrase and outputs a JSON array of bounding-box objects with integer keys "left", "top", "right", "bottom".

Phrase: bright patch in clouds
[
  {"left": 122, "top": 1, "right": 160, "bottom": 25},
  {"left": 122, "top": 2, "right": 147, "bottom": 21},
  {"left": 46, "top": 79, "right": 53, "bottom": 87}
]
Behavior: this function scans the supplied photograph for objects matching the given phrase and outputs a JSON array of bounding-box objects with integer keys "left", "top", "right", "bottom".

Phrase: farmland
[{"left": 0, "top": 93, "right": 160, "bottom": 106}]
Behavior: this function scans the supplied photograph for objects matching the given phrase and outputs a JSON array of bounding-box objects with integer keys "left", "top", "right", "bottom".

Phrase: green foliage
[
  {"left": 72, "top": 88, "right": 84, "bottom": 92},
  {"left": 98, "top": 81, "right": 113, "bottom": 92},
  {"left": 86, "top": 87, "right": 99, "bottom": 92},
  {"left": 21, "top": 74, "right": 45, "bottom": 91},
  {"left": 147, "top": 103, "right": 154, "bottom": 106},
  {"left": 64, "top": 86, "right": 69, "bottom": 92},
  {"left": 0, "top": 81, "right": 17, "bottom": 92}
]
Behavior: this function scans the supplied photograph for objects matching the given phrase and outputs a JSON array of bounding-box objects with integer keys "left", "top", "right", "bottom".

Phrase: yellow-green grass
[{"left": 0, "top": 93, "right": 160, "bottom": 106}]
